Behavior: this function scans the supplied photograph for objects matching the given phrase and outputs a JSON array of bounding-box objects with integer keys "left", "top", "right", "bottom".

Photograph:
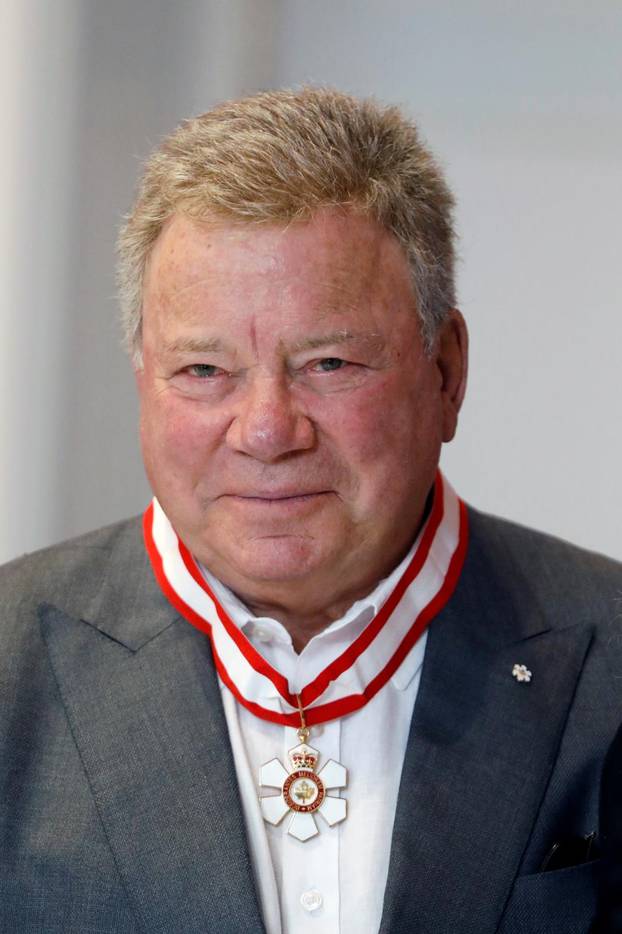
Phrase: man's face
[{"left": 137, "top": 209, "right": 466, "bottom": 615}]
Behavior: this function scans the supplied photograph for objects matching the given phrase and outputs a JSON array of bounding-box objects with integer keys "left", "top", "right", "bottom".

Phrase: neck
[{"left": 244, "top": 587, "right": 372, "bottom": 653}]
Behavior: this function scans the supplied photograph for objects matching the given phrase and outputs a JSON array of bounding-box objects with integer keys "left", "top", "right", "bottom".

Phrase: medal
[{"left": 259, "top": 697, "right": 347, "bottom": 841}]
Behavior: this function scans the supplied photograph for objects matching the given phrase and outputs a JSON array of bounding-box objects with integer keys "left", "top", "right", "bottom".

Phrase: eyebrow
[
  {"left": 290, "top": 329, "right": 383, "bottom": 353},
  {"left": 163, "top": 329, "right": 384, "bottom": 356},
  {"left": 163, "top": 337, "right": 225, "bottom": 355}
]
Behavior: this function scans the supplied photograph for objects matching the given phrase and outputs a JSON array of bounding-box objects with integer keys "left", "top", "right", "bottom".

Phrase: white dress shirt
[{"left": 202, "top": 542, "right": 428, "bottom": 934}]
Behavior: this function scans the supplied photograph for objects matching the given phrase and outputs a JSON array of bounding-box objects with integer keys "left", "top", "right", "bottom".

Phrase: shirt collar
[{"left": 199, "top": 531, "right": 424, "bottom": 696}]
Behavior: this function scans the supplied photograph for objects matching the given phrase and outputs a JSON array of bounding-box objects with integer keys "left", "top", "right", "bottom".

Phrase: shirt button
[
  {"left": 253, "top": 626, "right": 272, "bottom": 643},
  {"left": 300, "top": 890, "right": 323, "bottom": 912}
]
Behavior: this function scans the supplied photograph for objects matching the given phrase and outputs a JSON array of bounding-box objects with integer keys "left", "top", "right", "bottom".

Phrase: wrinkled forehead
[{"left": 143, "top": 208, "right": 414, "bottom": 315}]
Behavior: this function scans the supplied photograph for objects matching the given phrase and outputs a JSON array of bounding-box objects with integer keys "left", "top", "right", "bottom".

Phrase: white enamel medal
[{"left": 259, "top": 705, "right": 347, "bottom": 841}]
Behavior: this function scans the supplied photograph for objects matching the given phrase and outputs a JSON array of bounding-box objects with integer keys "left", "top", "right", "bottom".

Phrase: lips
[
  {"left": 220, "top": 491, "right": 332, "bottom": 511},
  {"left": 223, "top": 489, "right": 331, "bottom": 501}
]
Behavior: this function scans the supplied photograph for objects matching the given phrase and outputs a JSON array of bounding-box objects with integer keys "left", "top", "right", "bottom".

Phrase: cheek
[
  {"left": 140, "top": 392, "right": 219, "bottom": 476},
  {"left": 321, "top": 377, "right": 440, "bottom": 467}
]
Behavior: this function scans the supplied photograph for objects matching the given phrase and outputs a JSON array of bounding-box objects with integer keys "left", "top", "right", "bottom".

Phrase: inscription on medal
[{"left": 283, "top": 770, "right": 326, "bottom": 813}]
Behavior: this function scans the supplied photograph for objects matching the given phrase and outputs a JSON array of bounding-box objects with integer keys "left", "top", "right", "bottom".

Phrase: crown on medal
[{"left": 288, "top": 742, "right": 318, "bottom": 771}]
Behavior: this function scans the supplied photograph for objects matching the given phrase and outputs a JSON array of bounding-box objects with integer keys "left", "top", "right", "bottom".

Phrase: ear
[{"left": 436, "top": 309, "right": 468, "bottom": 443}]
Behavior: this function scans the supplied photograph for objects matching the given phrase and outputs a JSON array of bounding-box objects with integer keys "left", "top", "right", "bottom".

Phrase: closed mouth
[
  {"left": 234, "top": 491, "right": 327, "bottom": 499},
  {"left": 223, "top": 491, "right": 331, "bottom": 505}
]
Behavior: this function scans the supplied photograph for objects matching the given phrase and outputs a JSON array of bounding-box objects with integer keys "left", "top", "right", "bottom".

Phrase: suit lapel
[
  {"left": 40, "top": 527, "right": 265, "bottom": 934},
  {"left": 380, "top": 519, "right": 594, "bottom": 934}
]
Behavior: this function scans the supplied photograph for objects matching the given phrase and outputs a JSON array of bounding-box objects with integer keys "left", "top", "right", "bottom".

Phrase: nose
[{"left": 226, "top": 373, "right": 315, "bottom": 462}]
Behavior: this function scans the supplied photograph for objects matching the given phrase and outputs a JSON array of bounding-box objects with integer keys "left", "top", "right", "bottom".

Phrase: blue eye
[
  {"left": 317, "top": 358, "right": 346, "bottom": 372},
  {"left": 188, "top": 364, "right": 221, "bottom": 378}
]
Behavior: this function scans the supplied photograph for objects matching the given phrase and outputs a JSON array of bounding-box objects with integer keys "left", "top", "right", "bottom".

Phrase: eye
[
  {"left": 186, "top": 364, "right": 226, "bottom": 378},
  {"left": 313, "top": 357, "right": 347, "bottom": 372}
]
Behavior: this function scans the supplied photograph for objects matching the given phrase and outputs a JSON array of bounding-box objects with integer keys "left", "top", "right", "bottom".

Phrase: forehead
[
  {"left": 142, "top": 209, "right": 417, "bottom": 334},
  {"left": 147, "top": 209, "right": 411, "bottom": 287}
]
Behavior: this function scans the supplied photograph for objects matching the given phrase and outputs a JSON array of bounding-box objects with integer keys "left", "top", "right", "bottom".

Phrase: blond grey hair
[{"left": 117, "top": 87, "right": 456, "bottom": 362}]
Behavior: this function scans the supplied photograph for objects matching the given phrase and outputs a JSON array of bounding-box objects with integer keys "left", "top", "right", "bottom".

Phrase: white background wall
[{"left": 2, "top": 0, "right": 620, "bottom": 564}]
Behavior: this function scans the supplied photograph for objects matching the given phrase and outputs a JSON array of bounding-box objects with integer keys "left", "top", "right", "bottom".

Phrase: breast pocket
[{"left": 497, "top": 860, "right": 599, "bottom": 934}]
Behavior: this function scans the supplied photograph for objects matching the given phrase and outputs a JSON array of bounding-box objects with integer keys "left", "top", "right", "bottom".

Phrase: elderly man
[{"left": 1, "top": 88, "right": 621, "bottom": 934}]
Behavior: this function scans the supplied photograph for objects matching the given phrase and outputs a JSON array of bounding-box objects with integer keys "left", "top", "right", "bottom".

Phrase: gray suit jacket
[{"left": 1, "top": 507, "right": 621, "bottom": 933}]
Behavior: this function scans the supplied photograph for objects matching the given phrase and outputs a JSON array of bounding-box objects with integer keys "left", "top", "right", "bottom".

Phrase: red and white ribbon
[{"left": 143, "top": 471, "right": 468, "bottom": 727}]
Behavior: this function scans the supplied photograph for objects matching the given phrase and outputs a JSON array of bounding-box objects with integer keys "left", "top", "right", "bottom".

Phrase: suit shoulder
[
  {"left": 466, "top": 506, "right": 622, "bottom": 623},
  {"left": 0, "top": 516, "right": 144, "bottom": 613},
  {"left": 468, "top": 507, "right": 622, "bottom": 580}
]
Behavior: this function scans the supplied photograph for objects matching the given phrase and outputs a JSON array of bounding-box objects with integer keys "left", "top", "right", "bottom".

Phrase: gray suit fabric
[{"left": 1, "top": 507, "right": 621, "bottom": 933}]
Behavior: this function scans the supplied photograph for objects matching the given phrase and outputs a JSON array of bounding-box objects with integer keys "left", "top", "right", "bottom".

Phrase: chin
[{"left": 217, "top": 534, "right": 328, "bottom": 585}]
